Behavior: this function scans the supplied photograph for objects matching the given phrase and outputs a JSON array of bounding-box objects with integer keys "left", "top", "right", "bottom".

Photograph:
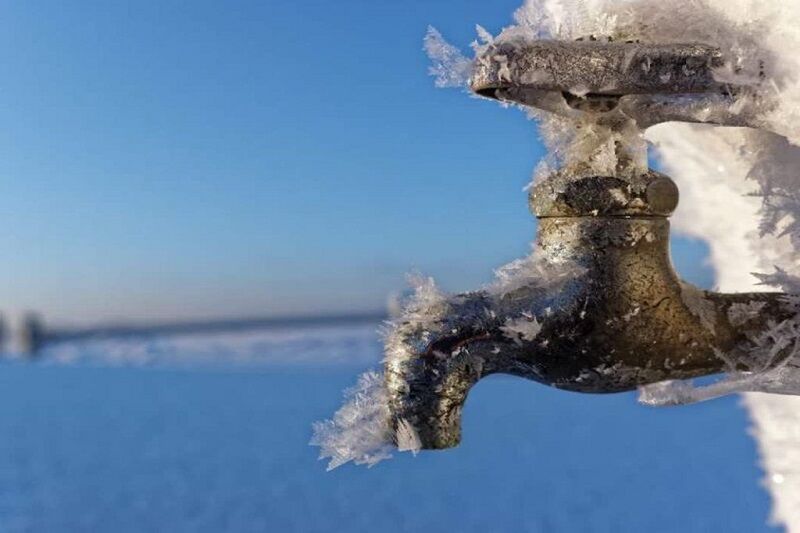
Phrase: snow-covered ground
[
  {"left": 0, "top": 321, "right": 779, "bottom": 532},
  {"left": 35, "top": 322, "right": 383, "bottom": 369}
]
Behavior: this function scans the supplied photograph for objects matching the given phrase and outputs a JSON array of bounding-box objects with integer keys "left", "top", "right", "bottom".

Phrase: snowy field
[{"left": 0, "top": 320, "right": 779, "bottom": 532}]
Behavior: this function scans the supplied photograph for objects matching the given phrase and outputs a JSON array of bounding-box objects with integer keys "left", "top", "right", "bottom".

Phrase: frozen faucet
[{"left": 385, "top": 40, "right": 799, "bottom": 450}]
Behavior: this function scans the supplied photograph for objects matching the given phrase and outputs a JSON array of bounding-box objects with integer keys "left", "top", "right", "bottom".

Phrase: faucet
[{"left": 386, "top": 40, "right": 799, "bottom": 450}]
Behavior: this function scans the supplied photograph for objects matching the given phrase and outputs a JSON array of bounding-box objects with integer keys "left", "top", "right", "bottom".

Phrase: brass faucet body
[{"left": 385, "top": 40, "right": 794, "bottom": 450}]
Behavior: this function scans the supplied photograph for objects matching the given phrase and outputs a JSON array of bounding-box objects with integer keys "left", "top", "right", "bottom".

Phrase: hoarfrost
[
  {"left": 679, "top": 284, "right": 717, "bottom": 334},
  {"left": 640, "top": 318, "right": 800, "bottom": 406},
  {"left": 311, "top": 274, "right": 449, "bottom": 470},
  {"left": 395, "top": 418, "right": 422, "bottom": 454},
  {"left": 424, "top": 26, "right": 472, "bottom": 89},
  {"left": 310, "top": 370, "right": 393, "bottom": 471},
  {"left": 400, "top": 272, "right": 449, "bottom": 329},
  {"left": 728, "top": 301, "right": 768, "bottom": 328},
  {"left": 489, "top": 250, "right": 582, "bottom": 295},
  {"left": 621, "top": 306, "right": 640, "bottom": 322},
  {"left": 501, "top": 314, "right": 542, "bottom": 344},
  {"left": 474, "top": 24, "right": 494, "bottom": 47}
]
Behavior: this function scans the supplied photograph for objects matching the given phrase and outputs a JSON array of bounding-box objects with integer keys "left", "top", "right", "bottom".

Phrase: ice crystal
[
  {"left": 312, "top": 274, "right": 450, "bottom": 470},
  {"left": 423, "top": 26, "right": 472, "bottom": 89},
  {"left": 489, "top": 249, "right": 582, "bottom": 295},
  {"left": 310, "top": 371, "right": 393, "bottom": 471},
  {"left": 501, "top": 314, "right": 542, "bottom": 344},
  {"left": 728, "top": 301, "right": 767, "bottom": 328},
  {"left": 395, "top": 418, "right": 422, "bottom": 454},
  {"left": 679, "top": 284, "right": 718, "bottom": 334}
]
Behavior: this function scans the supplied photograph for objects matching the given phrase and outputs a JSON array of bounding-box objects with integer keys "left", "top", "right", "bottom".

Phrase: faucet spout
[
  {"left": 384, "top": 289, "right": 539, "bottom": 449},
  {"left": 384, "top": 291, "right": 494, "bottom": 449},
  {"left": 384, "top": 258, "right": 583, "bottom": 449}
]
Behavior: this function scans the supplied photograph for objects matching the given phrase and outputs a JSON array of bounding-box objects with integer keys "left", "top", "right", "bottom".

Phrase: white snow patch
[
  {"left": 745, "top": 394, "right": 800, "bottom": 530},
  {"left": 38, "top": 323, "right": 382, "bottom": 369}
]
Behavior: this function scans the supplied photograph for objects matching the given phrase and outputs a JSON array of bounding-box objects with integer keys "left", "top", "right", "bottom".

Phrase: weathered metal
[
  {"left": 471, "top": 41, "right": 727, "bottom": 97},
  {"left": 472, "top": 40, "right": 768, "bottom": 129},
  {"left": 385, "top": 39, "right": 795, "bottom": 450}
]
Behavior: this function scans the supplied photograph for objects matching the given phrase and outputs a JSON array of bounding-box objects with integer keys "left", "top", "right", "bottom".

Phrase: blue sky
[{"left": 0, "top": 0, "right": 712, "bottom": 326}]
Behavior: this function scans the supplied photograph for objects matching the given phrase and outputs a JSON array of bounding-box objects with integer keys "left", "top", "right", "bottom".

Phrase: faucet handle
[{"left": 471, "top": 40, "right": 767, "bottom": 129}]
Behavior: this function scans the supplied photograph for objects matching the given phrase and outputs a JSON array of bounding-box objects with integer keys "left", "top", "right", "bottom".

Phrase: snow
[
  {"left": 0, "top": 345, "right": 779, "bottom": 532},
  {"left": 746, "top": 394, "right": 800, "bottom": 530},
  {"left": 33, "top": 322, "right": 382, "bottom": 369}
]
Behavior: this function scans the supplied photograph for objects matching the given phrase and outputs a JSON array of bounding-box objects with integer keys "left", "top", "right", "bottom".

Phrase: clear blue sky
[{"left": 0, "top": 0, "right": 712, "bottom": 326}]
